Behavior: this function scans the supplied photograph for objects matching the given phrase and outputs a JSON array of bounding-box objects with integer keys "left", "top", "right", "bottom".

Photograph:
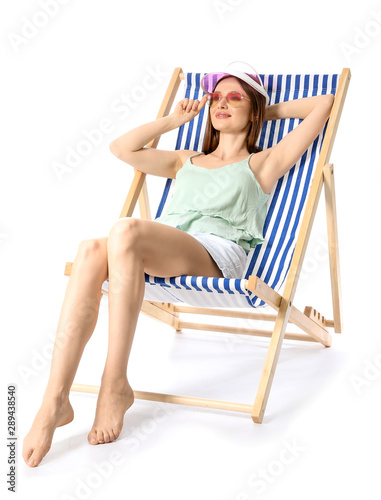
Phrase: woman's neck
[{"left": 210, "top": 131, "right": 249, "bottom": 160}]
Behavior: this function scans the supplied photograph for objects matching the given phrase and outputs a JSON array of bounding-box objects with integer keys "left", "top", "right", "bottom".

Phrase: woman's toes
[
  {"left": 96, "top": 430, "right": 104, "bottom": 444},
  {"left": 88, "top": 427, "right": 118, "bottom": 445},
  {"left": 88, "top": 430, "right": 97, "bottom": 445},
  {"left": 87, "top": 380, "right": 134, "bottom": 447},
  {"left": 25, "top": 449, "right": 44, "bottom": 468},
  {"left": 28, "top": 454, "right": 40, "bottom": 467},
  {"left": 26, "top": 455, "right": 35, "bottom": 467},
  {"left": 22, "top": 398, "right": 74, "bottom": 466},
  {"left": 23, "top": 435, "right": 49, "bottom": 467},
  {"left": 23, "top": 453, "right": 34, "bottom": 467},
  {"left": 102, "top": 430, "right": 111, "bottom": 444},
  {"left": 23, "top": 449, "right": 32, "bottom": 465}
]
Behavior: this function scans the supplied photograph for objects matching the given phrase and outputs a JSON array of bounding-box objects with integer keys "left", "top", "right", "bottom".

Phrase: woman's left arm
[{"left": 262, "top": 94, "right": 334, "bottom": 188}]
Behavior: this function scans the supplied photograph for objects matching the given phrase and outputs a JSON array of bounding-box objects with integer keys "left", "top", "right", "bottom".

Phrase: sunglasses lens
[
  {"left": 206, "top": 93, "right": 220, "bottom": 107},
  {"left": 206, "top": 92, "right": 245, "bottom": 108},
  {"left": 226, "top": 93, "right": 242, "bottom": 107}
]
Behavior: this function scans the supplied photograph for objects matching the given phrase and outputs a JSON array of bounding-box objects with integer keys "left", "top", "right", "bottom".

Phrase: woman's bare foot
[
  {"left": 23, "top": 396, "right": 74, "bottom": 468},
  {"left": 88, "top": 378, "right": 134, "bottom": 445}
]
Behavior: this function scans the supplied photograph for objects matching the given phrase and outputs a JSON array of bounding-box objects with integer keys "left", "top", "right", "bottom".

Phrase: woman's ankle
[
  {"left": 100, "top": 372, "right": 131, "bottom": 392},
  {"left": 42, "top": 385, "right": 71, "bottom": 405}
]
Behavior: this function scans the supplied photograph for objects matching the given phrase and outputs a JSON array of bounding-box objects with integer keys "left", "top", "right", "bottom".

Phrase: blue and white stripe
[{"left": 102, "top": 72, "right": 338, "bottom": 309}]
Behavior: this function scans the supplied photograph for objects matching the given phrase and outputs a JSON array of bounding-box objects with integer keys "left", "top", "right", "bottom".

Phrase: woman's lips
[{"left": 215, "top": 113, "right": 231, "bottom": 118}]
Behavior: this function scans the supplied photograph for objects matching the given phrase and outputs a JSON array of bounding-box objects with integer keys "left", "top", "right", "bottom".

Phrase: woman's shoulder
[
  {"left": 180, "top": 150, "right": 205, "bottom": 161},
  {"left": 177, "top": 150, "right": 205, "bottom": 171}
]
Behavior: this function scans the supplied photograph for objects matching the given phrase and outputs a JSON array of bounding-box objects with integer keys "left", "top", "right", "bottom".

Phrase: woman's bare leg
[
  {"left": 87, "top": 217, "right": 223, "bottom": 445},
  {"left": 22, "top": 238, "right": 109, "bottom": 467},
  {"left": 23, "top": 218, "right": 223, "bottom": 464}
]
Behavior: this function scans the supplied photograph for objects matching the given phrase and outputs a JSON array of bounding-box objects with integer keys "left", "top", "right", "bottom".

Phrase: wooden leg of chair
[
  {"left": 323, "top": 164, "right": 343, "bottom": 333},
  {"left": 251, "top": 298, "right": 291, "bottom": 423}
]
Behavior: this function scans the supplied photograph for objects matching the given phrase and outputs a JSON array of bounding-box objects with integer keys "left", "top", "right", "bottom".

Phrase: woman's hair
[{"left": 202, "top": 76, "right": 266, "bottom": 155}]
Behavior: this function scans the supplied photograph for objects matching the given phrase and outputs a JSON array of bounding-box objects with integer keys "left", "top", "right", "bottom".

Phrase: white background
[{"left": 1, "top": 0, "right": 381, "bottom": 499}]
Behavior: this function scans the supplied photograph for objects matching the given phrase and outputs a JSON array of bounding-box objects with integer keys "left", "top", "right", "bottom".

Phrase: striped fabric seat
[{"left": 102, "top": 73, "right": 338, "bottom": 308}]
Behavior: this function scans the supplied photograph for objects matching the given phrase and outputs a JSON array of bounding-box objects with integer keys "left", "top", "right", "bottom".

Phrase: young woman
[{"left": 22, "top": 63, "right": 334, "bottom": 467}]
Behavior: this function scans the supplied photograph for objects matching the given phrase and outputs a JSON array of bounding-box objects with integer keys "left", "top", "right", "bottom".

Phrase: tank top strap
[{"left": 188, "top": 152, "right": 205, "bottom": 160}]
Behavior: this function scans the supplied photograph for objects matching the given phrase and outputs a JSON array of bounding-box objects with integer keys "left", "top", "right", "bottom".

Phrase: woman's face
[{"left": 210, "top": 76, "right": 253, "bottom": 133}]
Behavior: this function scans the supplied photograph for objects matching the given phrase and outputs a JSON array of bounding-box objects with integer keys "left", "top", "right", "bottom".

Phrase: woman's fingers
[
  {"left": 198, "top": 95, "right": 208, "bottom": 110},
  {"left": 181, "top": 98, "right": 197, "bottom": 112},
  {"left": 186, "top": 99, "right": 195, "bottom": 113},
  {"left": 187, "top": 96, "right": 207, "bottom": 113},
  {"left": 175, "top": 95, "right": 208, "bottom": 123}
]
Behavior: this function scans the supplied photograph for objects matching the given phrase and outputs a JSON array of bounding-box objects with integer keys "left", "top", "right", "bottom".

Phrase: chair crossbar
[{"left": 70, "top": 384, "right": 255, "bottom": 414}]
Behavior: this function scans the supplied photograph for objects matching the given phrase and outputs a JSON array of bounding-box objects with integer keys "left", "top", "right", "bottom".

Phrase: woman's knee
[
  {"left": 77, "top": 238, "right": 108, "bottom": 261},
  {"left": 107, "top": 218, "right": 141, "bottom": 253}
]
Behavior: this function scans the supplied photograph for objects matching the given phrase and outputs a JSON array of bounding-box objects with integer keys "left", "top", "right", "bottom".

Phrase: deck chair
[{"left": 65, "top": 67, "right": 351, "bottom": 423}]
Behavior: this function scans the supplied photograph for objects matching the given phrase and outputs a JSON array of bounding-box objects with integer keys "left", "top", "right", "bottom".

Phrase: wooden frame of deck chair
[{"left": 65, "top": 66, "right": 351, "bottom": 423}]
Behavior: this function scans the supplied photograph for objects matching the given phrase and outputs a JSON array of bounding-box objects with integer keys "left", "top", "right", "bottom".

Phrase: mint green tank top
[{"left": 155, "top": 152, "right": 270, "bottom": 253}]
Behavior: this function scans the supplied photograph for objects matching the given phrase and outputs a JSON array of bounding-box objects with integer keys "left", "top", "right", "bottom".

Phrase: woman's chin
[{"left": 211, "top": 120, "right": 233, "bottom": 131}]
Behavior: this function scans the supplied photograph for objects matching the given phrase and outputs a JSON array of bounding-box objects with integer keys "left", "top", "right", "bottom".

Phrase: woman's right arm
[{"left": 109, "top": 96, "right": 208, "bottom": 179}]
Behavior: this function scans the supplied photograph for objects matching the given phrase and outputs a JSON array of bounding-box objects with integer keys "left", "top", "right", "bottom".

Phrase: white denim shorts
[{"left": 188, "top": 232, "right": 249, "bottom": 279}]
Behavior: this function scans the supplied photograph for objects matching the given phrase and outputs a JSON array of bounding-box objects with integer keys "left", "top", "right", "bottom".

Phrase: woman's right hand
[
  {"left": 171, "top": 95, "right": 208, "bottom": 125},
  {"left": 109, "top": 95, "right": 209, "bottom": 166}
]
